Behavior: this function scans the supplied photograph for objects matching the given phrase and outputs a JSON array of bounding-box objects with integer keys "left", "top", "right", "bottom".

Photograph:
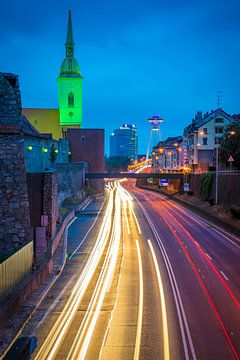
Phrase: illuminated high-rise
[{"left": 110, "top": 124, "right": 138, "bottom": 160}]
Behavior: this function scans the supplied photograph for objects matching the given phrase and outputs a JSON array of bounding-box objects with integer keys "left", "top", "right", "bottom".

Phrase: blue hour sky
[{"left": 0, "top": 0, "right": 239, "bottom": 154}]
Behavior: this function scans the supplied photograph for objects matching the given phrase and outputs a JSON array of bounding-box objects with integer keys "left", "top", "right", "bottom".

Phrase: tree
[
  {"left": 219, "top": 122, "right": 240, "bottom": 170},
  {"left": 105, "top": 156, "right": 131, "bottom": 172}
]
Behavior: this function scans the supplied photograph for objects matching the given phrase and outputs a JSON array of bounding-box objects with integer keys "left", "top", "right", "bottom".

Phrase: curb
[{"left": 137, "top": 185, "right": 240, "bottom": 238}]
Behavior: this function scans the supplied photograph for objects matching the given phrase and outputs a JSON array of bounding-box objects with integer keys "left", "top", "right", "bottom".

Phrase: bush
[
  {"left": 200, "top": 173, "right": 214, "bottom": 201},
  {"left": 230, "top": 205, "right": 240, "bottom": 218}
]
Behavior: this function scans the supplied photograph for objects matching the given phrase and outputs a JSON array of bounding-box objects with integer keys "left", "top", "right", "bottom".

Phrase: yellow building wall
[{"left": 22, "top": 108, "right": 80, "bottom": 140}]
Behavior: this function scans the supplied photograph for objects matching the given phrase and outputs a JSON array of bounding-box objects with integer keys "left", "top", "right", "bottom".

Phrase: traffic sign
[
  {"left": 147, "top": 178, "right": 154, "bottom": 183},
  {"left": 228, "top": 156, "right": 234, "bottom": 162},
  {"left": 160, "top": 179, "right": 169, "bottom": 187},
  {"left": 184, "top": 182, "right": 189, "bottom": 192}
]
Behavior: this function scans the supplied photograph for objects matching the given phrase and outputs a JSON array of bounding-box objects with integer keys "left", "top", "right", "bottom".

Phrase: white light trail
[
  {"left": 134, "top": 240, "right": 144, "bottom": 360},
  {"left": 67, "top": 188, "right": 121, "bottom": 359},
  {"left": 34, "top": 190, "right": 115, "bottom": 360},
  {"left": 148, "top": 239, "right": 170, "bottom": 360}
]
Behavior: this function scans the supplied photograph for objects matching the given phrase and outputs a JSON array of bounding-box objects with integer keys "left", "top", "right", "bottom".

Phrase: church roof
[
  {"left": 60, "top": 58, "right": 81, "bottom": 77},
  {"left": 59, "top": 10, "right": 82, "bottom": 77}
]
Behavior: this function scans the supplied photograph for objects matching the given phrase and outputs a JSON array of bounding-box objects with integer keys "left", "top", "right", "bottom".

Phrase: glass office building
[{"left": 110, "top": 124, "right": 138, "bottom": 160}]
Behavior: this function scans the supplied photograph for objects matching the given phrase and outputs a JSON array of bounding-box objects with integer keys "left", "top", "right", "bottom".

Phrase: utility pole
[{"left": 216, "top": 91, "right": 223, "bottom": 109}]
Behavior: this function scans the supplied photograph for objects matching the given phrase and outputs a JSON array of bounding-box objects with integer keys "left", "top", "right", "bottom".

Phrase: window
[
  {"left": 203, "top": 128, "right": 207, "bottom": 134},
  {"left": 215, "top": 138, "right": 220, "bottom": 144},
  {"left": 81, "top": 136, "right": 85, "bottom": 143},
  {"left": 215, "top": 118, "right": 224, "bottom": 123},
  {"left": 68, "top": 92, "right": 74, "bottom": 107},
  {"left": 215, "top": 127, "right": 223, "bottom": 133},
  {"left": 203, "top": 138, "right": 208, "bottom": 145}
]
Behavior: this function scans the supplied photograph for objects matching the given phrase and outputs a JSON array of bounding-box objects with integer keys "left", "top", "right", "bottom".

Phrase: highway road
[
  {"left": 123, "top": 180, "right": 240, "bottom": 360},
  {"left": 6, "top": 180, "right": 239, "bottom": 359}
]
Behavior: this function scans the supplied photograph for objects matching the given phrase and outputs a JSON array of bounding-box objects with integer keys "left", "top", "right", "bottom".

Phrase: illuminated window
[
  {"left": 215, "top": 118, "right": 224, "bottom": 123},
  {"left": 68, "top": 92, "right": 74, "bottom": 107}
]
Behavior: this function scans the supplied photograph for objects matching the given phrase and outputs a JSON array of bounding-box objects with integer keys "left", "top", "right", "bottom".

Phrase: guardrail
[{"left": 86, "top": 173, "right": 184, "bottom": 179}]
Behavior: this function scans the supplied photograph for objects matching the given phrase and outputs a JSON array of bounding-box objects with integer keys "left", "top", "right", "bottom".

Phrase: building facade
[
  {"left": 110, "top": 124, "right": 138, "bottom": 160},
  {"left": 152, "top": 136, "right": 183, "bottom": 171},
  {"left": 183, "top": 109, "right": 236, "bottom": 170}
]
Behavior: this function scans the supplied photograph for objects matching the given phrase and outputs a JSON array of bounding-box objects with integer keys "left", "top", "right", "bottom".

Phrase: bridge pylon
[{"left": 146, "top": 115, "right": 164, "bottom": 164}]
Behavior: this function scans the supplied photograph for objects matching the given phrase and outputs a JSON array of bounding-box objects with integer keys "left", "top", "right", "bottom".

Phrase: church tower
[{"left": 57, "top": 10, "right": 83, "bottom": 127}]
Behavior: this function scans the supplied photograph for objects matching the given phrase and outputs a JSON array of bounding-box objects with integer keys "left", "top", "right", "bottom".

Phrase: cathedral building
[{"left": 22, "top": 10, "right": 83, "bottom": 139}]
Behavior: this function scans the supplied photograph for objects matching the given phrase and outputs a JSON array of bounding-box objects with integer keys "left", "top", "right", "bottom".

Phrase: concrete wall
[
  {"left": 188, "top": 173, "right": 240, "bottom": 206},
  {"left": 24, "top": 137, "right": 70, "bottom": 173},
  {"left": 55, "top": 162, "right": 86, "bottom": 204}
]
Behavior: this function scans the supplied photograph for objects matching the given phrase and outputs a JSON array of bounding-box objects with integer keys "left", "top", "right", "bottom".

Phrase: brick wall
[
  {"left": 43, "top": 172, "right": 58, "bottom": 239},
  {"left": 0, "top": 73, "right": 32, "bottom": 255}
]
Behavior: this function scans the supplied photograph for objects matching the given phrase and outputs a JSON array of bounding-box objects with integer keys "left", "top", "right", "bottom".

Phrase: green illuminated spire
[
  {"left": 58, "top": 9, "right": 83, "bottom": 127},
  {"left": 60, "top": 9, "right": 81, "bottom": 76}
]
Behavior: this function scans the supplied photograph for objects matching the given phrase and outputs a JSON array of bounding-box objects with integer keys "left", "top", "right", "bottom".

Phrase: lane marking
[
  {"left": 81, "top": 199, "right": 92, "bottom": 211},
  {"left": 98, "top": 221, "right": 125, "bottom": 359},
  {"left": 148, "top": 240, "right": 170, "bottom": 360},
  {"left": 163, "top": 210, "right": 240, "bottom": 308},
  {"left": 220, "top": 270, "right": 229, "bottom": 281},
  {"left": 132, "top": 208, "right": 142, "bottom": 234},
  {"left": 205, "top": 253, "right": 212, "bottom": 261},
  {"left": 134, "top": 240, "right": 144, "bottom": 360},
  {"left": 144, "top": 194, "right": 240, "bottom": 310},
  {"left": 123, "top": 201, "right": 131, "bottom": 234},
  {"left": 158, "top": 209, "right": 240, "bottom": 360}
]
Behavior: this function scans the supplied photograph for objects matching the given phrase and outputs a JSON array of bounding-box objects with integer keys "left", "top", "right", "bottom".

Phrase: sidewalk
[{"left": 0, "top": 195, "right": 100, "bottom": 357}]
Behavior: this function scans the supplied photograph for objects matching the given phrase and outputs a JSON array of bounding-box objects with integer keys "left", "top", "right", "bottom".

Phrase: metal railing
[{"left": 0, "top": 241, "right": 33, "bottom": 301}]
